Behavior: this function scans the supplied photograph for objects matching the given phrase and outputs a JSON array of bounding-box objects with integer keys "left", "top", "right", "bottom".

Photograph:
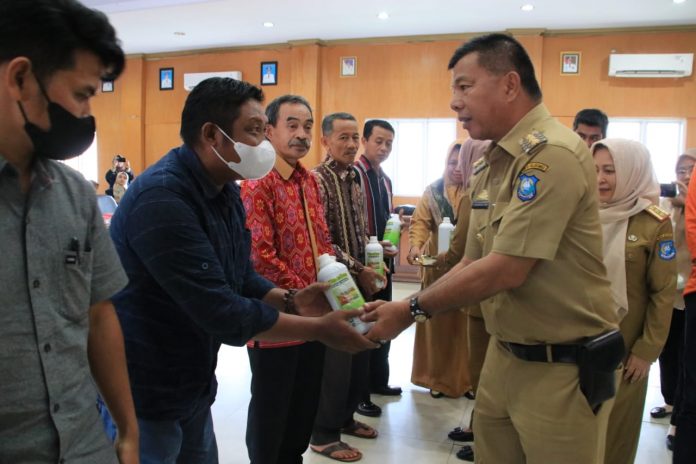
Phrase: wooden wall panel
[
  {"left": 92, "top": 56, "right": 144, "bottom": 193},
  {"left": 541, "top": 31, "right": 696, "bottom": 147},
  {"left": 289, "top": 43, "right": 323, "bottom": 166},
  {"left": 91, "top": 29, "right": 696, "bottom": 184}
]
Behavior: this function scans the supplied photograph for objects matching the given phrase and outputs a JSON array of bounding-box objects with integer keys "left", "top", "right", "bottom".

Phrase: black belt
[{"left": 500, "top": 341, "right": 579, "bottom": 364}]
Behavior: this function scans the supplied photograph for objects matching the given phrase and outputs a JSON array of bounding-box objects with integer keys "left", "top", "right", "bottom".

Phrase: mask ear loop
[
  {"left": 16, "top": 71, "right": 50, "bottom": 123},
  {"left": 16, "top": 100, "right": 30, "bottom": 122}
]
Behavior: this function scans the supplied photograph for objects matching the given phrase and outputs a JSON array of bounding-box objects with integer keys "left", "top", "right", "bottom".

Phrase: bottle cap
[{"left": 318, "top": 253, "right": 336, "bottom": 268}]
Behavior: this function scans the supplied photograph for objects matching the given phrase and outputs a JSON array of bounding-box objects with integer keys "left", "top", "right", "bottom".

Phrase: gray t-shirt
[{"left": 0, "top": 156, "right": 128, "bottom": 463}]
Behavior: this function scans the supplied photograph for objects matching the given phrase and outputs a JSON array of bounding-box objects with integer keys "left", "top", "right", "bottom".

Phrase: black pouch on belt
[{"left": 577, "top": 329, "right": 625, "bottom": 414}]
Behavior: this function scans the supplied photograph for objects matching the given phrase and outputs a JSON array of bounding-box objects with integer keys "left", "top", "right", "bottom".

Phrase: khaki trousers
[
  {"left": 467, "top": 313, "right": 489, "bottom": 393},
  {"left": 603, "top": 374, "right": 648, "bottom": 464},
  {"left": 474, "top": 338, "right": 617, "bottom": 464}
]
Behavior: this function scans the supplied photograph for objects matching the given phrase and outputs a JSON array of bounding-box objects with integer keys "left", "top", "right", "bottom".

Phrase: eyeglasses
[{"left": 677, "top": 165, "right": 695, "bottom": 176}]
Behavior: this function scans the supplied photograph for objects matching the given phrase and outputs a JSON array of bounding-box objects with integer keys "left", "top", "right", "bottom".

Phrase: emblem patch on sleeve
[
  {"left": 658, "top": 240, "right": 676, "bottom": 260},
  {"left": 517, "top": 174, "right": 539, "bottom": 202}
]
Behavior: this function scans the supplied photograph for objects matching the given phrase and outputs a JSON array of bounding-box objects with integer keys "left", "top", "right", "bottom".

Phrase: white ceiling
[{"left": 83, "top": 0, "right": 696, "bottom": 55}]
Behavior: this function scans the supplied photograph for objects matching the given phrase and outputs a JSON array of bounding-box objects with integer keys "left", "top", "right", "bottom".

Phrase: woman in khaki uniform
[
  {"left": 439, "top": 139, "right": 491, "bottom": 461},
  {"left": 408, "top": 140, "right": 472, "bottom": 398},
  {"left": 593, "top": 139, "right": 676, "bottom": 464}
]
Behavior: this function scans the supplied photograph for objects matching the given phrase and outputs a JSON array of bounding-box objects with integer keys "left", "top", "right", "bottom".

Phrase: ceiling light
[
  {"left": 377, "top": 11, "right": 389, "bottom": 20},
  {"left": 263, "top": 22, "right": 274, "bottom": 28},
  {"left": 521, "top": 4, "right": 534, "bottom": 11},
  {"left": 674, "top": 0, "right": 686, "bottom": 4}
]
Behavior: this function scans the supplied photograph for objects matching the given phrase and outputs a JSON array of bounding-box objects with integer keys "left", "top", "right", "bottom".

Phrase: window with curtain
[
  {"left": 60, "top": 135, "right": 99, "bottom": 183},
  {"left": 607, "top": 118, "right": 686, "bottom": 183},
  {"left": 377, "top": 118, "right": 457, "bottom": 197}
]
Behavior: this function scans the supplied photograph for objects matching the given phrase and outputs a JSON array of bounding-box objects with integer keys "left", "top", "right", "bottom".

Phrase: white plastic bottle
[
  {"left": 365, "top": 236, "right": 385, "bottom": 289},
  {"left": 317, "top": 253, "right": 372, "bottom": 334},
  {"left": 383, "top": 213, "right": 401, "bottom": 251},
  {"left": 437, "top": 217, "right": 455, "bottom": 254}
]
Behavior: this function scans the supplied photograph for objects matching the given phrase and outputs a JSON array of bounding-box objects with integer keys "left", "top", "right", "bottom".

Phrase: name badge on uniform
[
  {"left": 472, "top": 190, "right": 489, "bottom": 209},
  {"left": 658, "top": 240, "right": 676, "bottom": 260},
  {"left": 517, "top": 174, "right": 539, "bottom": 202}
]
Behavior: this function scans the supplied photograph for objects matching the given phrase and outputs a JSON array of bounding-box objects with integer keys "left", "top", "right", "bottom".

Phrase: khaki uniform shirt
[
  {"left": 444, "top": 193, "right": 483, "bottom": 317},
  {"left": 622, "top": 209, "right": 676, "bottom": 362},
  {"left": 464, "top": 104, "right": 620, "bottom": 344}
]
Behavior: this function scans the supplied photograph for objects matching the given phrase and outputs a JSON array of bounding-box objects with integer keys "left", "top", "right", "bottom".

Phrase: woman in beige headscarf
[
  {"left": 407, "top": 139, "right": 488, "bottom": 399},
  {"left": 593, "top": 139, "right": 676, "bottom": 464}
]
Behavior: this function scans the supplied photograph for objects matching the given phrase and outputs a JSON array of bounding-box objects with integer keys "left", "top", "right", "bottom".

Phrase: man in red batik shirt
[{"left": 241, "top": 95, "right": 336, "bottom": 464}]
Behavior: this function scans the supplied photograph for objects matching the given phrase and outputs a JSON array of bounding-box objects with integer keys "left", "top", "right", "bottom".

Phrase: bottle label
[
  {"left": 329, "top": 273, "right": 366, "bottom": 309},
  {"left": 384, "top": 226, "right": 400, "bottom": 247},
  {"left": 366, "top": 251, "right": 384, "bottom": 275}
]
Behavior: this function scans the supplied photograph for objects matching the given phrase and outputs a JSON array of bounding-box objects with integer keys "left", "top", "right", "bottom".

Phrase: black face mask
[{"left": 17, "top": 80, "right": 96, "bottom": 161}]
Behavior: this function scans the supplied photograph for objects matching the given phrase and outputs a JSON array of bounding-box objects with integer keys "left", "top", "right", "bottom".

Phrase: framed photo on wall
[
  {"left": 260, "top": 61, "right": 278, "bottom": 86},
  {"left": 101, "top": 80, "right": 114, "bottom": 93},
  {"left": 340, "top": 56, "right": 357, "bottom": 77},
  {"left": 560, "top": 52, "right": 581, "bottom": 75},
  {"left": 159, "top": 67, "right": 174, "bottom": 90}
]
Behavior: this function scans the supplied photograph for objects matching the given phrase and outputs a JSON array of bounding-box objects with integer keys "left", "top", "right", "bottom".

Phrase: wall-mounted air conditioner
[
  {"left": 608, "top": 53, "right": 693, "bottom": 78},
  {"left": 183, "top": 71, "right": 243, "bottom": 91}
]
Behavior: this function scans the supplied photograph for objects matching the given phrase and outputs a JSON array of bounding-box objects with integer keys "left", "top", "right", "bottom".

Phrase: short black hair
[
  {"left": 321, "top": 112, "right": 357, "bottom": 136},
  {"left": 0, "top": 0, "right": 125, "bottom": 81},
  {"left": 448, "top": 33, "right": 542, "bottom": 101},
  {"left": 363, "top": 120, "right": 395, "bottom": 140},
  {"left": 180, "top": 77, "right": 264, "bottom": 148},
  {"left": 573, "top": 108, "right": 609, "bottom": 138},
  {"left": 266, "top": 95, "right": 313, "bottom": 126}
]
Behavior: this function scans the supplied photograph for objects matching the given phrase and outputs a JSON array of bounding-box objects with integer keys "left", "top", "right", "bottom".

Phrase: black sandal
[
  {"left": 650, "top": 406, "right": 673, "bottom": 418},
  {"left": 456, "top": 445, "right": 474, "bottom": 461},
  {"left": 448, "top": 427, "right": 474, "bottom": 442}
]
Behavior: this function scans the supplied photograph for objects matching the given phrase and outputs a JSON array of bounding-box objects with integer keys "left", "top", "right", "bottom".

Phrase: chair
[{"left": 97, "top": 195, "right": 118, "bottom": 215}]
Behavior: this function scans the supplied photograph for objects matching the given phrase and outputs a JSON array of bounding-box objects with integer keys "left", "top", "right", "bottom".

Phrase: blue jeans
[{"left": 138, "top": 401, "right": 218, "bottom": 464}]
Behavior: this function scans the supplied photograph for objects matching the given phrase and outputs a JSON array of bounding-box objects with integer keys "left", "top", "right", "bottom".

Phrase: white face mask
[{"left": 210, "top": 125, "right": 275, "bottom": 180}]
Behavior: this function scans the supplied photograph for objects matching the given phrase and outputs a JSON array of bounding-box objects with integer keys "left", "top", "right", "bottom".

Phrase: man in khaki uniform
[{"left": 363, "top": 33, "right": 621, "bottom": 464}]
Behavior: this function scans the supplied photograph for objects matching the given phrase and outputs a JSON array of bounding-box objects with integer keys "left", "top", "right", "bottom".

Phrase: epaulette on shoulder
[
  {"left": 472, "top": 158, "right": 488, "bottom": 175},
  {"left": 646, "top": 204, "right": 670, "bottom": 222},
  {"left": 518, "top": 130, "right": 547, "bottom": 155}
]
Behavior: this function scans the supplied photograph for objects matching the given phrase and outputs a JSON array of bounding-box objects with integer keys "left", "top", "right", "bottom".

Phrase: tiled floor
[{"left": 212, "top": 282, "right": 674, "bottom": 463}]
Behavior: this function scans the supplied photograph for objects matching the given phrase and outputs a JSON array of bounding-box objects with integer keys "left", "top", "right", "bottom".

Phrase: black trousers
[
  {"left": 658, "top": 308, "right": 685, "bottom": 425},
  {"left": 311, "top": 348, "right": 370, "bottom": 445},
  {"left": 246, "top": 342, "right": 325, "bottom": 464},
  {"left": 674, "top": 293, "right": 696, "bottom": 463},
  {"left": 660, "top": 308, "right": 685, "bottom": 405},
  {"left": 368, "top": 272, "right": 393, "bottom": 390}
]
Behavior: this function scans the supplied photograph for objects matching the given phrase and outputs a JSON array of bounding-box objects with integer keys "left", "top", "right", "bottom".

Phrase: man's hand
[
  {"left": 624, "top": 354, "right": 651, "bottom": 383},
  {"left": 357, "top": 267, "right": 386, "bottom": 296},
  {"left": 407, "top": 245, "right": 423, "bottom": 265},
  {"left": 380, "top": 240, "right": 398, "bottom": 259},
  {"left": 115, "top": 432, "right": 139, "bottom": 464},
  {"left": 316, "top": 310, "right": 380, "bottom": 353},
  {"left": 361, "top": 299, "right": 412, "bottom": 342},
  {"left": 125, "top": 160, "right": 132, "bottom": 172},
  {"left": 295, "top": 283, "right": 331, "bottom": 317}
]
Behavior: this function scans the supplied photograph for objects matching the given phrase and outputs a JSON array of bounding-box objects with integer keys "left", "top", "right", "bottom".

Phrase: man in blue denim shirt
[{"left": 110, "top": 78, "right": 375, "bottom": 464}]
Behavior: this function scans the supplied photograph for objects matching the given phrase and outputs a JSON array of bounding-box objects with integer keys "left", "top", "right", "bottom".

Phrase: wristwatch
[{"left": 409, "top": 297, "right": 431, "bottom": 323}]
